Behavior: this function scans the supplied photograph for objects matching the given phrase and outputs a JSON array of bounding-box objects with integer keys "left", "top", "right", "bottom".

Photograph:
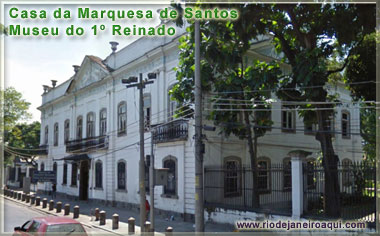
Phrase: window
[
  {"left": 71, "top": 163, "right": 77, "bottom": 186},
  {"left": 28, "top": 221, "right": 41, "bottom": 233},
  {"left": 283, "top": 158, "right": 291, "bottom": 190},
  {"left": 168, "top": 85, "right": 178, "bottom": 121},
  {"left": 117, "top": 161, "right": 126, "bottom": 190},
  {"left": 86, "top": 112, "right": 95, "bottom": 138},
  {"left": 53, "top": 162, "right": 57, "bottom": 183},
  {"left": 325, "top": 114, "right": 335, "bottom": 137},
  {"left": 40, "top": 162, "right": 45, "bottom": 171},
  {"left": 144, "top": 94, "right": 151, "bottom": 131},
  {"left": 53, "top": 123, "right": 59, "bottom": 146},
  {"left": 257, "top": 157, "right": 271, "bottom": 192},
  {"left": 342, "top": 159, "right": 353, "bottom": 187},
  {"left": 118, "top": 102, "right": 127, "bottom": 135},
  {"left": 342, "top": 111, "right": 350, "bottom": 138},
  {"left": 304, "top": 122, "right": 318, "bottom": 135},
  {"left": 44, "top": 126, "right": 49, "bottom": 144},
  {"left": 224, "top": 157, "right": 242, "bottom": 197},
  {"left": 163, "top": 156, "right": 177, "bottom": 196},
  {"left": 282, "top": 106, "right": 296, "bottom": 132},
  {"left": 76, "top": 116, "right": 83, "bottom": 139},
  {"left": 64, "top": 119, "right": 70, "bottom": 143},
  {"left": 95, "top": 161, "right": 102, "bottom": 188},
  {"left": 99, "top": 109, "right": 107, "bottom": 136},
  {"left": 306, "top": 158, "right": 316, "bottom": 189},
  {"left": 62, "top": 163, "right": 67, "bottom": 185}
]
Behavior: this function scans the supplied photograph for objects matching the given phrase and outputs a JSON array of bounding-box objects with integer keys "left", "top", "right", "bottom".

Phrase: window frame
[
  {"left": 76, "top": 116, "right": 83, "bottom": 140},
  {"left": 64, "top": 119, "right": 70, "bottom": 143},
  {"left": 71, "top": 163, "right": 78, "bottom": 187},
  {"left": 167, "top": 84, "right": 178, "bottom": 121},
  {"left": 223, "top": 156, "right": 242, "bottom": 198},
  {"left": 99, "top": 108, "right": 107, "bottom": 136},
  {"left": 44, "top": 126, "right": 49, "bottom": 145},
  {"left": 281, "top": 106, "right": 296, "bottom": 133},
  {"left": 95, "top": 160, "right": 103, "bottom": 189},
  {"left": 341, "top": 111, "right": 351, "bottom": 139},
  {"left": 53, "top": 123, "right": 59, "bottom": 146},
  {"left": 117, "top": 102, "right": 127, "bottom": 135},
  {"left": 257, "top": 157, "right": 271, "bottom": 193},
  {"left": 117, "top": 161, "right": 126, "bottom": 190},
  {"left": 86, "top": 112, "right": 95, "bottom": 138},
  {"left": 162, "top": 156, "right": 178, "bottom": 198}
]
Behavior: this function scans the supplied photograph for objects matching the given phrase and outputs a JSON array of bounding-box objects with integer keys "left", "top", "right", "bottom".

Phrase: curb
[{"left": 2, "top": 195, "right": 127, "bottom": 235}]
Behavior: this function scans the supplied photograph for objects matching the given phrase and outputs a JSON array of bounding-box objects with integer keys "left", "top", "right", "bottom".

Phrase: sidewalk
[{"left": 6, "top": 190, "right": 234, "bottom": 233}]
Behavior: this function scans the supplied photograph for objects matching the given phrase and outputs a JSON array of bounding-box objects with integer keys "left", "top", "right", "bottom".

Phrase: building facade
[{"left": 37, "top": 25, "right": 364, "bottom": 222}]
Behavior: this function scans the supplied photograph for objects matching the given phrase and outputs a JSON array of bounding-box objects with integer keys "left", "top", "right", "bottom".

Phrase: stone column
[{"left": 288, "top": 150, "right": 311, "bottom": 218}]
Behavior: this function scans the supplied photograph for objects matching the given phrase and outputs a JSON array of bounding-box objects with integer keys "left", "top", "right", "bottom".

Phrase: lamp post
[{"left": 122, "top": 72, "right": 156, "bottom": 230}]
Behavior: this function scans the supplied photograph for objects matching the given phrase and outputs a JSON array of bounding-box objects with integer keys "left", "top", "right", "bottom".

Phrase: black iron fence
[
  {"left": 204, "top": 163, "right": 292, "bottom": 216},
  {"left": 303, "top": 161, "right": 376, "bottom": 228},
  {"left": 66, "top": 135, "right": 109, "bottom": 153},
  {"left": 152, "top": 119, "right": 189, "bottom": 144}
]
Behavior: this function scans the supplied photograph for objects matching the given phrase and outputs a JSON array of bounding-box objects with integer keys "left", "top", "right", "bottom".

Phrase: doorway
[{"left": 79, "top": 160, "right": 89, "bottom": 200}]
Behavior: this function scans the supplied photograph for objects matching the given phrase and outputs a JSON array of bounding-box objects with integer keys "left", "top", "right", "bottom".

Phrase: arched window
[
  {"left": 76, "top": 116, "right": 83, "bottom": 140},
  {"left": 86, "top": 112, "right": 95, "bottom": 138},
  {"left": 163, "top": 156, "right": 177, "bottom": 196},
  {"left": 306, "top": 158, "right": 316, "bottom": 189},
  {"left": 283, "top": 157, "right": 292, "bottom": 190},
  {"left": 167, "top": 84, "right": 178, "bottom": 121},
  {"left": 118, "top": 102, "right": 127, "bottom": 135},
  {"left": 117, "top": 161, "right": 126, "bottom": 190},
  {"left": 54, "top": 123, "right": 59, "bottom": 146},
  {"left": 257, "top": 157, "right": 271, "bottom": 192},
  {"left": 64, "top": 119, "right": 70, "bottom": 143},
  {"left": 62, "top": 163, "right": 67, "bottom": 185},
  {"left": 40, "top": 162, "right": 45, "bottom": 171},
  {"left": 95, "top": 161, "right": 103, "bottom": 188},
  {"left": 342, "top": 111, "right": 350, "bottom": 138},
  {"left": 53, "top": 162, "right": 57, "bottom": 183},
  {"left": 71, "top": 163, "right": 78, "bottom": 186},
  {"left": 223, "top": 156, "right": 242, "bottom": 197},
  {"left": 99, "top": 109, "right": 107, "bottom": 136},
  {"left": 44, "top": 126, "right": 49, "bottom": 144},
  {"left": 144, "top": 94, "right": 151, "bottom": 131}
]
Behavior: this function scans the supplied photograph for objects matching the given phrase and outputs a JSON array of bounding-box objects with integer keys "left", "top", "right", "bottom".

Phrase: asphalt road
[{"left": 3, "top": 198, "right": 102, "bottom": 235}]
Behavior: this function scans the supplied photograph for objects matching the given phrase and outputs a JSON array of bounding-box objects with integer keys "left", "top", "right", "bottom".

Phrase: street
[{"left": 3, "top": 198, "right": 103, "bottom": 234}]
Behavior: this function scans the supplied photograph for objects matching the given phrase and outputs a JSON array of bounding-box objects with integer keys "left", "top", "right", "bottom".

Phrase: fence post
[
  {"left": 289, "top": 150, "right": 310, "bottom": 218},
  {"left": 112, "top": 214, "right": 119, "bottom": 230},
  {"left": 49, "top": 200, "right": 54, "bottom": 211},
  {"left": 56, "top": 202, "right": 62, "bottom": 213},
  {"left": 64, "top": 204, "right": 70, "bottom": 215},
  {"left": 73, "top": 206, "right": 80, "bottom": 219},
  {"left": 99, "top": 211, "right": 106, "bottom": 225}
]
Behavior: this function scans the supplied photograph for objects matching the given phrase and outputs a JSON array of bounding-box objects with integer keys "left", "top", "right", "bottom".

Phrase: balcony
[
  {"left": 36, "top": 145, "right": 48, "bottom": 156},
  {"left": 66, "top": 135, "right": 109, "bottom": 153},
  {"left": 152, "top": 119, "right": 189, "bottom": 144}
]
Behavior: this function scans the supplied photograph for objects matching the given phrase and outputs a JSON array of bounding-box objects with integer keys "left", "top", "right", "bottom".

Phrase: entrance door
[{"left": 79, "top": 160, "right": 89, "bottom": 200}]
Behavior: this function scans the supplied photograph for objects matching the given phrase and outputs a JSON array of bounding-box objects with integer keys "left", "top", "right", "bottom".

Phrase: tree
[
  {"left": 344, "top": 32, "right": 376, "bottom": 163},
  {"left": 173, "top": 3, "right": 375, "bottom": 217},
  {"left": 171, "top": 6, "right": 282, "bottom": 208},
  {"left": 257, "top": 4, "right": 374, "bottom": 217},
  {"left": 4, "top": 122, "right": 41, "bottom": 166},
  {"left": 3, "top": 87, "right": 32, "bottom": 131}
]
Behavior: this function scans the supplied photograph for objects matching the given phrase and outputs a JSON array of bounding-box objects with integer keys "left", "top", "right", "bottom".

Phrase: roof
[
  {"left": 87, "top": 55, "right": 112, "bottom": 72},
  {"left": 32, "top": 217, "right": 81, "bottom": 225}
]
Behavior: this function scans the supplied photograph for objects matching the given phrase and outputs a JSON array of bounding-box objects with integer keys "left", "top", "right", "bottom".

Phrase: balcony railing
[
  {"left": 66, "top": 135, "right": 109, "bottom": 153},
  {"left": 36, "top": 145, "right": 48, "bottom": 155},
  {"left": 152, "top": 119, "right": 189, "bottom": 144}
]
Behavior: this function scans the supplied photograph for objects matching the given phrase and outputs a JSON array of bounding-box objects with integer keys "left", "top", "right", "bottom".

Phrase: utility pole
[
  {"left": 194, "top": 20, "right": 204, "bottom": 232},
  {"left": 376, "top": 2, "right": 380, "bottom": 232},
  {"left": 122, "top": 72, "right": 156, "bottom": 231},
  {"left": 150, "top": 133, "right": 155, "bottom": 232}
]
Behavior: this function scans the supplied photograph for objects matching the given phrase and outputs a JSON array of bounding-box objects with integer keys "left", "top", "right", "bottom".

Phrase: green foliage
[
  {"left": 4, "top": 121, "right": 41, "bottom": 165},
  {"left": 3, "top": 87, "right": 32, "bottom": 131},
  {"left": 360, "top": 107, "right": 376, "bottom": 163}
]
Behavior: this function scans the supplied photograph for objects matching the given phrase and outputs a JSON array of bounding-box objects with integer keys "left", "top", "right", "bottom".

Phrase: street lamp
[{"left": 122, "top": 72, "right": 156, "bottom": 231}]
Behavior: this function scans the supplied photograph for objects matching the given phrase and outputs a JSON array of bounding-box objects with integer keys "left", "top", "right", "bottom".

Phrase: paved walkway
[{"left": 8, "top": 190, "right": 234, "bottom": 233}]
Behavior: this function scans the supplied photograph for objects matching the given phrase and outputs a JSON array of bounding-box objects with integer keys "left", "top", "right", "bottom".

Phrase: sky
[{"left": 4, "top": 3, "right": 166, "bottom": 122}]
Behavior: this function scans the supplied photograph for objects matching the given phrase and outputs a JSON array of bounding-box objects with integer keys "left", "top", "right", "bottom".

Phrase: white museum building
[{"left": 36, "top": 24, "right": 365, "bottom": 223}]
